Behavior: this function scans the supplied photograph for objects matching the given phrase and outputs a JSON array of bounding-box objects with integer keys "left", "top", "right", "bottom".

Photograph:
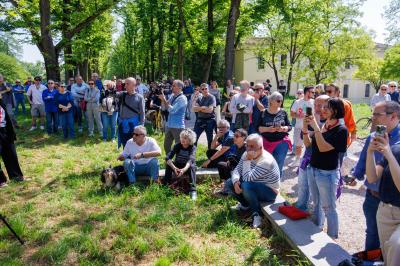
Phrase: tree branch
[{"left": 55, "top": 0, "right": 119, "bottom": 51}]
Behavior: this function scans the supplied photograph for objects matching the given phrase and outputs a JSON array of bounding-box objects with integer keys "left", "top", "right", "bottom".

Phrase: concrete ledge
[
  {"left": 137, "top": 168, "right": 219, "bottom": 182},
  {"left": 261, "top": 195, "right": 351, "bottom": 266}
]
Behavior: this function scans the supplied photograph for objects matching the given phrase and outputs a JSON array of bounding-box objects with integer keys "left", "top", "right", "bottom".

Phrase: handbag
[{"left": 79, "top": 100, "right": 87, "bottom": 112}]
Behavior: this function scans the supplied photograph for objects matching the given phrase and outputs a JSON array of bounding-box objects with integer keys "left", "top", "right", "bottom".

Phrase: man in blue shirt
[
  {"left": 387, "top": 81, "right": 399, "bottom": 103},
  {"left": 183, "top": 79, "right": 194, "bottom": 120},
  {"left": 12, "top": 79, "right": 26, "bottom": 115},
  {"left": 351, "top": 100, "right": 400, "bottom": 251},
  {"left": 42, "top": 80, "right": 59, "bottom": 134},
  {"left": 71, "top": 75, "right": 89, "bottom": 132},
  {"left": 159, "top": 79, "right": 188, "bottom": 154},
  {"left": 249, "top": 83, "right": 268, "bottom": 134}
]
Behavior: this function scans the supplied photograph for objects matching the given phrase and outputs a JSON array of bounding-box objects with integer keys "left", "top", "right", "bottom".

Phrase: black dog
[{"left": 100, "top": 165, "right": 129, "bottom": 190}]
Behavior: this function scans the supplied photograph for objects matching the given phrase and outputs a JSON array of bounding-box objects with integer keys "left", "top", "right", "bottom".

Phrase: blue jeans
[
  {"left": 272, "top": 141, "right": 289, "bottom": 177},
  {"left": 363, "top": 189, "right": 381, "bottom": 250},
  {"left": 59, "top": 111, "right": 75, "bottom": 139},
  {"left": 225, "top": 179, "right": 277, "bottom": 216},
  {"left": 194, "top": 118, "right": 216, "bottom": 149},
  {"left": 307, "top": 166, "right": 339, "bottom": 238},
  {"left": 14, "top": 97, "right": 26, "bottom": 115},
  {"left": 295, "top": 166, "right": 310, "bottom": 211},
  {"left": 73, "top": 102, "right": 83, "bottom": 128},
  {"left": 46, "top": 111, "right": 58, "bottom": 134},
  {"left": 123, "top": 158, "right": 159, "bottom": 183},
  {"left": 101, "top": 112, "right": 117, "bottom": 140}
]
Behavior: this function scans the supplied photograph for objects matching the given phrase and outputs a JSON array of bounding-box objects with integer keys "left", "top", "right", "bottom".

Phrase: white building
[{"left": 233, "top": 38, "right": 388, "bottom": 103}]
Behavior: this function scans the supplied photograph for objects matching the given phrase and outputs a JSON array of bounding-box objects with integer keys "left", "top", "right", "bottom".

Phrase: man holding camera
[
  {"left": 350, "top": 101, "right": 400, "bottom": 251},
  {"left": 159, "top": 79, "right": 188, "bottom": 154}
]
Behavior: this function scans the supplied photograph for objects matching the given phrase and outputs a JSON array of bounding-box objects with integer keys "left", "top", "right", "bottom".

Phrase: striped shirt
[
  {"left": 0, "top": 106, "right": 6, "bottom": 128},
  {"left": 231, "top": 150, "right": 280, "bottom": 191}
]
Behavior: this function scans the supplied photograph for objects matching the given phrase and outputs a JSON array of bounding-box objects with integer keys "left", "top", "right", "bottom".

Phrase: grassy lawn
[{"left": 0, "top": 113, "right": 308, "bottom": 265}]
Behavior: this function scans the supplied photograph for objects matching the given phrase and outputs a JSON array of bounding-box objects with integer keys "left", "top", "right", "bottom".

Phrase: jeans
[
  {"left": 59, "top": 111, "right": 75, "bottom": 139},
  {"left": 295, "top": 166, "right": 310, "bottom": 211},
  {"left": 225, "top": 180, "right": 277, "bottom": 216},
  {"left": 123, "top": 158, "right": 159, "bottom": 183},
  {"left": 46, "top": 111, "right": 58, "bottom": 134},
  {"left": 307, "top": 166, "right": 339, "bottom": 238},
  {"left": 101, "top": 112, "right": 117, "bottom": 140},
  {"left": 74, "top": 102, "right": 83, "bottom": 128},
  {"left": 14, "top": 97, "right": 26, "bottom": 115},
  {"left": 194, "top": 118, "right": 216, "bottom": 149},
  {"left": 363, "top": 189, "right": 381, "bottom": 250},
  {"left": 271, "top": 141, "right": 289, "bottom": 177}
]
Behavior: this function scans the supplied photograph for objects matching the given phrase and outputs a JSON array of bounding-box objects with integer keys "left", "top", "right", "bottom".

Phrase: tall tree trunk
[
  {"left": 149, "top": 4, "right": 155, "bottom": 81},
  {"left": 224, "top": 0, "right": 241, "bottom": 84},
  {"left": 39, "top": 0, "right": 61, "bottom": 80},
  {"left": 156, "top": 1, "right": 165, "bottom": 80},
  {"left": 177, "top": 23, "right": 184, "bottom": 80},
  {"left": 202, "top": 0, "right": 214, "bottom": 83}
]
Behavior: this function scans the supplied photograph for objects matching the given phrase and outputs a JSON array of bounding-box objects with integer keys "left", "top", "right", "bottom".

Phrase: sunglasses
[
  {"left": 133, "top": 133, "right": 144, "bottom": 136},
  {"left": 390, "top": 85, "right": 396, "bottom": 88},
  {"left": 34, "top": 79, "right": 41, "bottom": 81},
  {"left": 275, "top": 100, "right": 282, "bottom": 103},
  {"left": 48, "top": 82, "right": 54, "bottom": 84},
  {"left": 325, "top": 90, "right": 333, "bottom": 94},
  {"left": 381, "top": 89, "right": 387, "bottom": 91},
  {"left": 234, "top": 134, "right": 243, "bottom": 138},
  {"left": 201, "top": 88, "right": 208, "bottom": 91},
  {"left": 89, "top": 83, "right": 95, "bottom": 85},
  {"left": 217, "top": 126, "right": 227, "bottom": 129}
]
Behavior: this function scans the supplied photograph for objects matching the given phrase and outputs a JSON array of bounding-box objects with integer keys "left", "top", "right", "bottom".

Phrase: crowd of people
[{"left": 0, "top": 73, "right": 400, "bottom": 265}]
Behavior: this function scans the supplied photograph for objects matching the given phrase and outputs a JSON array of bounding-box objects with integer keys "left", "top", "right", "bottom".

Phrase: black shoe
[{"left": 13, "top": 176, "right": 25, "bottom": 182}]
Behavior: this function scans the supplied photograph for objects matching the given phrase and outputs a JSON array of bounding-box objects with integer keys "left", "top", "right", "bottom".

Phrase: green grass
[{"left": 0, "top": 111, "right": 305, "bottom": 265}]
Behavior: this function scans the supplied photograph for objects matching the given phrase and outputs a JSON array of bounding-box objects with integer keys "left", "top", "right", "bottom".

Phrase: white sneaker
[
  {"left": 78, "top": 128, "right": 83, "bottom": 133},
  {"left": 230, "top": 203, "right": 250, "bottom": 211},
  {"left": 190, "top": 191, "right": 197, "bottom": 201},
  {"left": 40, "top": 125, "right": 44, "bottom": 130},
  {"left": 29, "top": 126, "right": 37, "bottom": 131},
  {"left": 288, "top": 159, "right": 300, "bottom": 167},
  {"left": 252, "top": 215, "right": 262, "bottom": 228}
]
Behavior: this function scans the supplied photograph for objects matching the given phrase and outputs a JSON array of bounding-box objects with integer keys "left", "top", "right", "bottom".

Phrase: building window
[
  {"left": 257, "top": 55, "right": 265, "bottom": 70},
  {"left": 281, "top": 54, "right": 287, "bottom": 68},
  {"left": 345, "top": 61, "right": 351, "bottom": 69},
  {"left": 343, "top": 84, "right": 349, "bottom": 98},
  {"left": 365, "top": 84, "right": 370, "bottom": 97}
]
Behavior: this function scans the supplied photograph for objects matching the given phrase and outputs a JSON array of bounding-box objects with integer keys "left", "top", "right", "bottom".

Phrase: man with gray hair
[
  {"left": 117, "top": 77, "right": 145, "bottom": 148},
  {"left": 225, "top": 133, "right": 280, "bottom": 228},
  {"left": 371, "top": 84, "right": 391, "bottom": 108},
  {"left": 71, "top": 75, "right": 89, "bottom": 132},
  {"left": 117, "top": 125, "right": 162, "bottom": 184},
  {"left": 136, "top": 77, "right": 149, "bottom": 96},
  {"left": 388, "top": 81, "right": 399, "bottom": 103},
  {"left": 159, "top": 79, "right": 188, "bottom": 154},
  {"left": 202, "top": 119, "right": 234, "bottom": 168}
]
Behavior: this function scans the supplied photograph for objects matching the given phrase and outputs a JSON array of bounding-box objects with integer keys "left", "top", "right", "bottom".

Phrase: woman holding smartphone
[
  {"left": 258, "top": 91, "right": 292, "bottom": 176},
  {"left": 366, "top": 130, "right": 400, "bottom": 266},
  {"left": 303, "top": 98, "right": 348, "bottom": 239}
]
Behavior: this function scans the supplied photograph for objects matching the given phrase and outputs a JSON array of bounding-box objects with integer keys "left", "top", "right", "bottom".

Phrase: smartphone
[
  {"left": 306, "top": 107, "right": 312, "bottom": 116},
  {"left": 375, "top": 125, "right": 387, "bottom": 137}
]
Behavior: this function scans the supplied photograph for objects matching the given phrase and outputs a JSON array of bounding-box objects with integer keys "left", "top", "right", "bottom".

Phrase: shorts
[
  {"left": 294, "top": 128, "right": 303, "bottom": 147},
  {"left": 31, "top": 104, "right": 45, "bottom": 117}
]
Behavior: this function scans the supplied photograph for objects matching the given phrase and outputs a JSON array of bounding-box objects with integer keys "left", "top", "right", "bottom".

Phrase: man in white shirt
[
  {"left": 117, "top": 125, "right": 162, "bottom": 184},
  {"left": 370, "top": 84, "right": 391, "bottom": 108},
  {"left": 229, "top": 80, "right": 254, "bottom": 130},
  {"left": 26, "top": 76, "right": 46, "bottom": 131},
  {"left": 290, "top": 85, "right": 315, "bottom": 167}
]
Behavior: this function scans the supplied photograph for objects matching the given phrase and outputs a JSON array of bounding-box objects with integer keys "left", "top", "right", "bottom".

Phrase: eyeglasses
[
  {"left": 372, "top": 112, "right": 392, "bottom": 117},
  {"left": 133, "top": 133, "right": 144, "bottom": 136},
  {"left": 201, "top": 88, "right": 208, "bottom": 91},
  {"left": 234, "top": 134, "right": 243, "bottom": 138},
  {"left": 34, "top": 79, "right": 41, "bottom": 82},
  {"left": 275, "top": 100, "right": 282, "bottom": 103},
  {"left": 89, "top": 83, "right": 95, "bottom": 85},
  {"left": 48, "top": 82, "right": 54, "bottom": 84},
  {"left": 325, "top": 90, "right": 333, "bottom": 94}
]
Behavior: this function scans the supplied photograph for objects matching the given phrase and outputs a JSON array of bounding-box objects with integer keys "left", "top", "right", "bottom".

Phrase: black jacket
[{"left": 0, "top": 100, "right": 16, "bottom": 143}]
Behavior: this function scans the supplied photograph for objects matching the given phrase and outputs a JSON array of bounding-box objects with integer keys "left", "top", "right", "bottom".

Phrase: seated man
[
  {"left": 225, "top": 134, "right": 280, "bottom": 228},
  {"left": 202, "top": 119, "right": 233, "bottom": 168},
  {"left": 164, "top": 129, "right": 197, "bottom": 200},
  {"left": 117, "top": 125, "right": 162, "bottom": 184}
]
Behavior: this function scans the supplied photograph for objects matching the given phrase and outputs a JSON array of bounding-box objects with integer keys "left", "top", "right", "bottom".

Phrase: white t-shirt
[
  {"left": 27, "top": 84, "right": 47, "bottom": 105},
  {"left": 229, "top": 93, "right": 254, "bottom": 123},
  {"left": 291, "top": 98, "right": 314, "bottom": 128},
  {"left": 121, "top": 137, "right": 161, "bottom": 165}
]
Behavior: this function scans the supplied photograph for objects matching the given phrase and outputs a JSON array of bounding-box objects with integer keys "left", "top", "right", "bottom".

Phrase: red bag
[
  {"left": 278, "top": 205, "right": 309, "bottom": 220},
  {"left": 79, "top": 100, "right": 87, "bottom": 112}
]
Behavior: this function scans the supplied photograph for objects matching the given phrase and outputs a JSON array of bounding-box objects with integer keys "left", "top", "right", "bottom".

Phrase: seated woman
[
  {"left": 164, "top": 129, "right": 197, "bottom": 200},
  {"left": 258, "top": 91, "right": 292, "bottom": 176},
  {"left": 202, "top": 119, "right": 233, "bottom": 168},
  {"left": 303, "top": 98, "right": 348, "bottom": 239},
  {"left": 225, "top": 134, "right": 280, "bottom": 228},
  {"left": 217, "top": 128, "right": 247, "bottom": 180},
  {"left": 366, "top": 132, "right": 400, "bottom": 266}
]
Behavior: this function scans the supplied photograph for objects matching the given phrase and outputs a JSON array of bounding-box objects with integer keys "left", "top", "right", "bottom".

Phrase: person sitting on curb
[
  {"left": 202, "top": 119, "right": 233, "bottom": 168},
  {"left": 225, "top": 134, "right": 280, "bottom": 228},
  {"left": 117, "top": 125, "right": 161, "bottom": 184},
  {"left": 164, "top": 129, "right": 197, "bottom": 200}
]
